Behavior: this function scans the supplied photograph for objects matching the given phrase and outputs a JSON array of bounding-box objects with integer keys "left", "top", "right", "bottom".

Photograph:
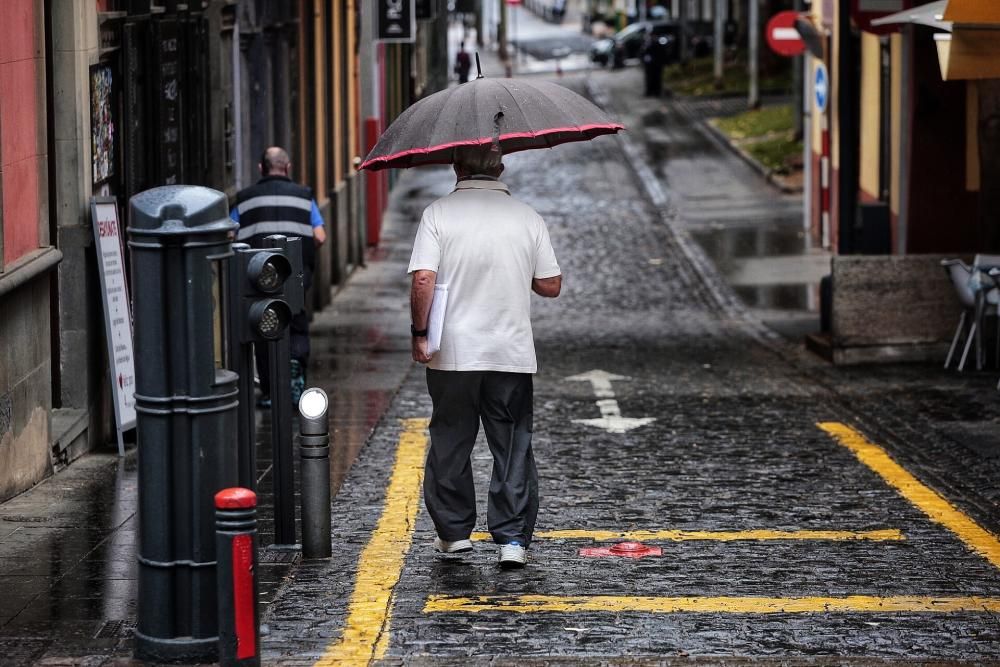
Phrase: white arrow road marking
[{"left": 565, "top": 370, "right": 657, "bottom": 434}]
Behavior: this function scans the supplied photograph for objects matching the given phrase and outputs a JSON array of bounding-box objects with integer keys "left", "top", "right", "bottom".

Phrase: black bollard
[
  {"left": 298, "top": 388, "right": 331, "bottom": 559},
  {"left": 215, "top": 488, "right": 260, "bottom": 667},
  {"left": 128, "top": 186, "right": 239, "bottom": 663}
]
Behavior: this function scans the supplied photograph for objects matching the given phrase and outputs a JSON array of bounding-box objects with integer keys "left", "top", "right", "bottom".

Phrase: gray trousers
[{"left": 424, "top": 369, "right": 538, "bottom": 547}]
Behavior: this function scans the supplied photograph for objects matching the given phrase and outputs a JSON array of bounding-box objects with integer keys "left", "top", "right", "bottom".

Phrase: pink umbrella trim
[{"left": 359, "top": 122, "right": 625, "bottom": 170}]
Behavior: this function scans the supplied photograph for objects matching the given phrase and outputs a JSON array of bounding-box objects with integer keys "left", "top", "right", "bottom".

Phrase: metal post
[
  {"left": 679, "top": 0, "right": 689, "bottom": 64},
  {"left": 268, "top": 333, "right": 295, "bottom": 547},
  {"left": 215, "top": 488, "right": 260, "bottom": 667},
  {"left": 261, "top": 235, "right": 303, "bottom": 549},
  {"left": 476, "top": 0, "right": 484, "bottom": 47},
  {"left": 792, "top": 0, "right": 804, "bottom": 139},
  {"left": 498, "top": 0, "right": 508, "bottom": 62},
  {"left": 129, "top": 186, "right": 239, "bottom": 663},
  {"left": 298, "top": 388, "right": 331, "bottom": 559},
  {"left": 713, "top": 0, "right": 724, "bottom": 87},
  {"left": 748, "top": 0, "right": 760, "bottom": 109},
  {"left": 228, "top": 242, "right": 257, "bottom": 492}
]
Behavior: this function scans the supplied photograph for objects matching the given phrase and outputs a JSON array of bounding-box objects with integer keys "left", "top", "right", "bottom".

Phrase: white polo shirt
[{"left": 407, "top": 178, "right": 561, "bottom": 373}]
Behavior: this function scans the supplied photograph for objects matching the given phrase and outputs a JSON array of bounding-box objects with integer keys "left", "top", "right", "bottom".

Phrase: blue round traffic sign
[{"left": 814, "top": 63, "right": 829, "bottom": 112}]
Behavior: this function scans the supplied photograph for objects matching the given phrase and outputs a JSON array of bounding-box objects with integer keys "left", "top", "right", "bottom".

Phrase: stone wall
[
  {"left": 808, "top": 254, "right": 964, "bottom": 364},
  {"left": 0, "top": 278, "right": 53, "bottom": 502}
]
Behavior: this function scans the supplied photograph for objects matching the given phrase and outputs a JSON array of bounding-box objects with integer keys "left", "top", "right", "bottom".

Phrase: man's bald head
[{"left": 260, "top": 147, "right": 291, "bottom": 176}]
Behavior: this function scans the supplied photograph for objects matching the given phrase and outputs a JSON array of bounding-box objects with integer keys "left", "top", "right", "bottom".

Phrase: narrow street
[
  {"left": 257, "top": 74, "right": 1000, "bottom": 664},
  {"left": 3, "top": 22, "right": 1000, "bottom": 667}
]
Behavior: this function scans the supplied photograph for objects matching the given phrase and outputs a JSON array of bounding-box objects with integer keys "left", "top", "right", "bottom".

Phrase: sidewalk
[{"left": 0, "top": 174, "right": 438, "bottom": 663}]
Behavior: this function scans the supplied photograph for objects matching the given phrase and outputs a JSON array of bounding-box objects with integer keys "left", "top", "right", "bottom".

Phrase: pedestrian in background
[
  {"left": 408, "top": 143, "right": 562, "bottom": 569},
  {"left": 230, "top": 146, "right": 327, "bottom": 406},
  {"left": 642, "top": 32, "right": 670, "bottom": 97},
  {"left": 455, "top": 41, "right": 472, "bottom": 84}
]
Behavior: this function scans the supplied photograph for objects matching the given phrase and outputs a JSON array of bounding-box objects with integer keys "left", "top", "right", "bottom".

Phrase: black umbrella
[{"left": 360, "top": 59, "right": 624, "bottom": 171}]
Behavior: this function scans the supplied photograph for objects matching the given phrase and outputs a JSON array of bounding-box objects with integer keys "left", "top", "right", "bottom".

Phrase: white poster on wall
[{"left": 91, "top": 197, "right": 136, "bottom": 455}]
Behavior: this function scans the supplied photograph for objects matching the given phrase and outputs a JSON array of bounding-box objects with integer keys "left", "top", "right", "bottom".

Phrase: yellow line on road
[
  {"left": 424, "top": 594, "right": 1000, "bottom": 615},
  {"left": 819, "top": 421, "right": 1000, "bottom": 570},
  {"left": 314, "top": 418, "right": 428, "bottom": 667},
  {"left": 470, "top": 529, "right": 904, "bottom": 542}
]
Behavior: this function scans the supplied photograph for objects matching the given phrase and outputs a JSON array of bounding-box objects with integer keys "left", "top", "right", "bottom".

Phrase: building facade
[
  {"left": 0, "top": 0, "right": 447, "bottom": 502},
  {"left": 805, "top": 0, "right": 1000, "bottom": 257},
  {"left": 0, "top": 0, "right": 56, "bottom": 501}
]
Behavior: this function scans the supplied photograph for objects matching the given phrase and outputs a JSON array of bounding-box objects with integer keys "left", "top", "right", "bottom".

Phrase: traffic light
[
  {"left": 231, "top": 236, "right": 303, "bottom": 343},
  {"left": 244, "top": 251, "right": 292, "bottom": 341}
]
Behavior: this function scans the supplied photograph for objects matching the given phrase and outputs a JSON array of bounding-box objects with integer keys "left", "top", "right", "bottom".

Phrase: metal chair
[
  {"left": 942, "top": 259, "right": 999, "bottom": 371},
  {"left": 972, "top": 255, "right": 1000, "bottom": 369}
]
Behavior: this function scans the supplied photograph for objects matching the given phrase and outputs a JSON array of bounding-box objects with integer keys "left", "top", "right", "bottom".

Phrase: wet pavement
[
  {"left": 259, "top": 74, "right": 1000, "bottom": 663},
  {"left": 587, "top": 66, "right": 828, "bottom": 341},
  {"left": 0, "top": 178, "right": 430, "bottom": 664},
  {"left": 5, "top": 53, "right": 1000, "bottom": 667}
]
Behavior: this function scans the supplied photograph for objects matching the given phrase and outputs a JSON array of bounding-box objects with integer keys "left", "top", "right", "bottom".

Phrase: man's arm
[
  {"left": 313, "top": 225, "right": 327, "bottom": 247},
  {"left": 532, "top": 274, "right": 561, "bottom": 298},
  {"left": 310, "top": 200, "right": 327, "bottom": 246},
  {"left": 410, "top": 269, "right": 437, "bottom": 363}
]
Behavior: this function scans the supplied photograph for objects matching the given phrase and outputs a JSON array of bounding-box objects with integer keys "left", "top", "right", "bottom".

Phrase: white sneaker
[
  {"left": 434, "top": 537, "right": 473, "bottom": 554},
  {"left": 498, "top": 542, "right": 527, "bottom": 569}
]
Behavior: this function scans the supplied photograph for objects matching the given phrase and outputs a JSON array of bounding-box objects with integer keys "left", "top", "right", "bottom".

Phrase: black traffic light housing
[
  {"left": 231, "top": 235, "right": 304, "bottom": 343},
  {"left": 226, "top": 234, "right": 304, "bottom": 545}
]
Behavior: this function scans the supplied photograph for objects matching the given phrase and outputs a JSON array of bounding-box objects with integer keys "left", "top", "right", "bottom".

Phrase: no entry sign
[
  {"left": 852, "top": 0, "right": 914, "bottom": 35},
  {"left": 766, "top": 11, "right": 806, "bottom": 57}
]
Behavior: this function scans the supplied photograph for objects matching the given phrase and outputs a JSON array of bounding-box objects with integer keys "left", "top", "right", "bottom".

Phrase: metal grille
[
  {"left": 258, "top": 550, "right": 301, "bottom": 565},
  {"left": 0, "top": 515, "right": 49, "bottom": 523},
  {"left": 94, "top": 619, "right": 135, "bottom": 639}
]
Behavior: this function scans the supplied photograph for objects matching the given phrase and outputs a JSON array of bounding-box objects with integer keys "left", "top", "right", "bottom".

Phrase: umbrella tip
[{"left": 475, "top": 52, "right": 484, "bottom": 79}]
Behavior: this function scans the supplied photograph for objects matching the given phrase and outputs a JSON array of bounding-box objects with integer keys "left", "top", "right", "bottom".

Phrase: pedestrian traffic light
[
  {"left": 230, "top": 236, "right": 303, "bottom": 344},
  {"left": 244, "top": 252, "right": 292, "bottom": 341}
]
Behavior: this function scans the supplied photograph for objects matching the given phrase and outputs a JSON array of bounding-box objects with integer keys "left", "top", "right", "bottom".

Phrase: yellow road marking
[
  {"left": 470, "top": 529, "right": 904, "bottom": 542},
  {"left": 314, "top": 418, "right": 428, "bottom": 667},
  {"left": 424, "top": 594, "right": 1000, "bottom": 615},
  {"left": 819, "top": 422, "right": 1000, "bottom": 570}
]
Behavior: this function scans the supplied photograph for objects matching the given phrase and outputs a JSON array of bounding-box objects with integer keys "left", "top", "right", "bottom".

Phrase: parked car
[
  {"left": 589, "top": 21, "right": 681, "bottom": 68},
  {"left": 687, "top": 20, "right": 739, "bottom": 57}
]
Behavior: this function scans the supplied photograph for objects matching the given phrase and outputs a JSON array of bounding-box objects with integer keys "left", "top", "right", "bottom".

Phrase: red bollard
[{"left": 215, "top": 488, "right": 260, "bottom": 666}]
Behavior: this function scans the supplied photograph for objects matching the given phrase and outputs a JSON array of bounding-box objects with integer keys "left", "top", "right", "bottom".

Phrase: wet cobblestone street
[
  {"left": 4, "top": 68, "right": 1000, "bottom": 665},
  {"left": 260, "top": 74, "right": 1000, "bottom": 664}
]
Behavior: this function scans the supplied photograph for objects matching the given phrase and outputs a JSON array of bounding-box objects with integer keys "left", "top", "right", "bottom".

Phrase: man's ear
[
  {"left": 285, "top": 162, "right": 293, "bottom": 177},
  {"left": 258, "top": 163, "right": 265, "bottom": 176}
]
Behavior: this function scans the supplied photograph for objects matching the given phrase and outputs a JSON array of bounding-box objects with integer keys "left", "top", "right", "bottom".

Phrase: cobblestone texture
[
  {"left": 5, "top": 64, "right": 1000, "bottom": 664},
  {"left": 262, "top": 73, "right": 1000, "bottom": 663}
]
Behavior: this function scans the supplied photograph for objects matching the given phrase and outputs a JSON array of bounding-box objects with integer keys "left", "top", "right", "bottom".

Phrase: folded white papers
[{"left": 427, "top": 283, "right": 448, "bottom": 355}]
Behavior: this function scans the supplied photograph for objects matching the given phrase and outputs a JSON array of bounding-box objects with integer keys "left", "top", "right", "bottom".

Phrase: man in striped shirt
[{"left": 230, "top": 146, "right": 327, "bottom": 406}]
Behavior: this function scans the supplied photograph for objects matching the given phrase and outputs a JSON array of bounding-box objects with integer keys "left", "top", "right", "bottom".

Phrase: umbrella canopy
[{"left": 360, "top": 76, "right": 624, "bottom": 171}]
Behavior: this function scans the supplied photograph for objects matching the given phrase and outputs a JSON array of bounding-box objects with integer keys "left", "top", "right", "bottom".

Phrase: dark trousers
[{"left": 424, "top": 369, "right": 538, "bottom": 547}]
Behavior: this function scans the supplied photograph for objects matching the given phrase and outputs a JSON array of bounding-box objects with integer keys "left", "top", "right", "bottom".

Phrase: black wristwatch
[{"left": 410, "top": 324, "right": 428, "bottom": 338}]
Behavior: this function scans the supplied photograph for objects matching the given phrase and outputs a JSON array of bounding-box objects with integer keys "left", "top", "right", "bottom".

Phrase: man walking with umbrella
[
  {"left": 359, "top": 71, "right": 621, "bottom": 567},
  {"left": 407, "top": 143, "right": 562, "bottom": 568}
]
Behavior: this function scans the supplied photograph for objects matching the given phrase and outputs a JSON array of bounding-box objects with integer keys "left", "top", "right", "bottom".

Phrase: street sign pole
[
  {"left": 748, "top": 0, "right": 760, "bottom": 109},
  {"left": 713, "top": 0, "right": 724, "bottom": 86}
]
